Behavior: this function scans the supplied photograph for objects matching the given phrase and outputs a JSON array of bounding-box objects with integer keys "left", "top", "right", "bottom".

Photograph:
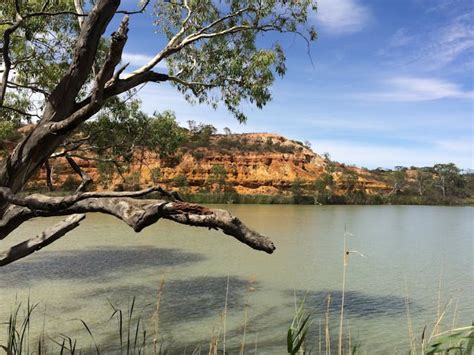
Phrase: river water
[{"left": 1, "top": 205, "right": 473, "bottom": 353}]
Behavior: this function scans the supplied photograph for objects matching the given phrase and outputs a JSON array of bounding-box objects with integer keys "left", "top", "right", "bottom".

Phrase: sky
[{"left": 113, "top": 0, "right": 473, "bottom": 169}]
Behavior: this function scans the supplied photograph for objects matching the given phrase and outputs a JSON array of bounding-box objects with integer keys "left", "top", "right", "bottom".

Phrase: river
[{"left": 1, "top": 205, "right": 473, "bottom": 353}]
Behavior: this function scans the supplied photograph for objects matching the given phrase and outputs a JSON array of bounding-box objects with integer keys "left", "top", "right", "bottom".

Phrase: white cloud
[
  {"left": 122, "top": 52, "right": 167, "bottom": 69},
  {"left": 311, "top": 139, "right": 473, "bottom": 169},
  {"left": 380, "top": 13, "right": 474, "bottom": 71},
  {"left": 316, "top": 0, "right": 371, "bottom": 35},
  {"left": 360, "top": 77, "right": 473, "bottom": 102}
]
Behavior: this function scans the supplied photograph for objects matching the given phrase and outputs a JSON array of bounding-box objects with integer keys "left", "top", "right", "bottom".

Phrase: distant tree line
[{"left": 309, "top": 155, "right": 472, "bottom": 205}]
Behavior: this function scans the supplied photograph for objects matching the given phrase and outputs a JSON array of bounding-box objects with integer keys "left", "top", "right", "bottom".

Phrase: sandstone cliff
[{"left": 29, "top": 132, "right": 390, "bottom": 196}]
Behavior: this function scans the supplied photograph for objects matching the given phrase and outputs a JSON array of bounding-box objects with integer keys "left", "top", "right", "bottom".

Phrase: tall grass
[{"left": 2, "top": 293, "right": 472, "bottom": 354}]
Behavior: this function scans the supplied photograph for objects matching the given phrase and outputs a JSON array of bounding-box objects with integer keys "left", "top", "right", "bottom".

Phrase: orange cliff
[{"left": 23, "top": 132, "right": 391, "bottom": 196}]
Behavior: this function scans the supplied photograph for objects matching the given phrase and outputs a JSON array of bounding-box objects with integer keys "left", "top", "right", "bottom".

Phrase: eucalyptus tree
[
  {"left": 433, "top": 163, "right": 464, "bottom": 198},
  {"left": 0, "top": 0, "right": 317, "bottom": 266}
]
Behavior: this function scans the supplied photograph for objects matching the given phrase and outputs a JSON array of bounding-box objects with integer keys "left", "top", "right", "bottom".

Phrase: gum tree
[{"left": 0, "top": 0, "right": 316, "bottom": 266}]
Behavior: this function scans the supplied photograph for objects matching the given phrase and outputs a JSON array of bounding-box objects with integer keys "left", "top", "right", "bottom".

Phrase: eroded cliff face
[{"left": 29, "top": 132, "right": 390, "bottom": 195}]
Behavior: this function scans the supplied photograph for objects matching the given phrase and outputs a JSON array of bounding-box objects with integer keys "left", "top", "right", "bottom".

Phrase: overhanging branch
[
  {"left": 0, "top": 189, "right": 275, "bottom": 257},
  {"left": 0, "top": 214, "right": 85, "bottom": 267}
]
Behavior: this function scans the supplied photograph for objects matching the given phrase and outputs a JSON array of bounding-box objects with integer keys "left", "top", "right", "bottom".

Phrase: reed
[
  {"left": 222, "top": 275, "right": 230, "bottom": 355},
  {"left": 287, "top": 298, "right": 311, "bottom": 355},
  {"left": 2, "top": 292, "right": 472, "bottom": 354},
  {"left": 325, "top": 294, "right": 331, "bottom": 355},
  {"left": 152, "top": 276, "right": 167, "bottom": 355},
  {"left": 338, "top": 227, "right": 365, "bottom": 355}
]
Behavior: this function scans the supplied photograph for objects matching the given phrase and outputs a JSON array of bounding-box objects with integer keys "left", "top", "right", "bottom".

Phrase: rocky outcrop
[{"left": 28, "top": 133, "right": 390, "bottom": 196}]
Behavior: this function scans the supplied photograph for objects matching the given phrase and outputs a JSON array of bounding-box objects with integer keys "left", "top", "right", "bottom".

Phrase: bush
[
  {"left": 172, "top": 174, "right": 188, "bottom": 188},
  {"left": 150, "top": 167, "right": 162, "bottom": 183},
  {"left": 123, "top": 171, "right": 141, "bottom": 191},
  {"left": 191, "top": 150, "right": 205, "bottom": 161},
  {"left": 0, "top": 120, "right": 19, "bottom": 143},
  {"left": 61, "top": 176, "right": 78, "bottom": 191}
]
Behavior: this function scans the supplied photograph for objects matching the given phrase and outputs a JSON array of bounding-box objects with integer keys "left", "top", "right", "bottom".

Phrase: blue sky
[{"left": 114, "top": 0, "right": 473, "bottom": 169}]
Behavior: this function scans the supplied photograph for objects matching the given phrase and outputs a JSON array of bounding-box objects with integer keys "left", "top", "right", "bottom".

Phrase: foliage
[
  {"left": 314, "top": 172, "right": 335, "bottom": 203},
  {"left": 0, "top": 120, "right": 20, "bottom": 155},
  {"left": 182, "top": 192, "right": 295, "bottom": 204},
  {"left": 61, "top": 176, "right": 79, "bottom": 191},
  {"left": 433, "top": 163, "right": 466, "bottom": 198},
  {"left": 0, "top": 0, "right": 83, "bottom": 122},
  {"left": 156, "top": 0, "right": 317, "bottom": 122},
  {"left": 97, "top": 161, "right": 115, "bottom": 187},
  {"left": 425, "top": 325, "right": 474, "bottom": 354},
  {"left": 1, "top": 299, "right": 38, "bottom": 354},
  {"left": 149, "top": 111, "right": 188, "bottom": 159},
  {"left": 123, "top": 171, "right": 141, "bottom": 191},
  {"left": 287, "top": 299, "right": 312, "bottom": 355},
  {"left": 82, "top": 101, "right": 187, "bottom": 163},
  {"left": 0, "top": 120, "right": 19, "bottom": 143},
  {"left": 150, "top": 167, "right": 163, "bottom": 184},
  {"left": 185, "top": 121, "right": 217, "bottom": 148},
  {"left": 368, "top": 163, "right": 470, "bottom": 205},
  {"left": 172, "top": 174, "right": 189, "bottom": 189},
  {"left": 207, "top": 164, "right": 228, "bottom": 191}
]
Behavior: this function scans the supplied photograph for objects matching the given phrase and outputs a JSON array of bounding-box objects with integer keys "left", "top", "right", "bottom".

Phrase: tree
[
  {"left": 0, "top": 0, "right": 317, "bottom": 266},
  {"left": 388, "top": 166, "right": 407, "bottom": 196},
  {"left": 414, "top": 168, "right": 432, "bottom": 196},
  {"left": 341, "top": 169, "right": 358, "bottom": 195},
  {"left": 314, "top": 172, "right": 334, "bottom": 203},
  {"left": 208, "top": 164, "right": 228, "bottom": 192},
  {"left": 433, "top": 163, "right": 464, "bottom": 198}
]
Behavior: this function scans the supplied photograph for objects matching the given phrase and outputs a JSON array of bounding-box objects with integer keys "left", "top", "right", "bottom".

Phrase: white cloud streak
[
  {"left": 311, "top": 139, "right": 473, "bottom": 169},
  {"left": 381, "top": 13, "right": 474, "bottom": 71},
  {"left": 360, "top": 77, "right": 473, "bottom": 102},
  {"left": 316, "top": 0, "right": 371, "bottom": 35}
]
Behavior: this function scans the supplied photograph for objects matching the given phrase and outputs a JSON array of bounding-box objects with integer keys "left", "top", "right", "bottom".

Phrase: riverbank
[
  {"left": 21, "top": 188, "right": 474, "bottom": 206},
  {"left": 180, "top": 192, "right": 474, "bottom": 206}
]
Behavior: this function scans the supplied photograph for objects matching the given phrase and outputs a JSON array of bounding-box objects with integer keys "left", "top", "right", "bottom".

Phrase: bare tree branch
[
  {"left": 125, "top": 1, "right": 194, "bottom": 77},
  {"left": 44, "top": 160, "right": 55, "bottom": 191},
  {"left": 74, "top": 0, "right": 86, "bottom": 29},
  {"left": 0, "top": 191, "right": 275, "bottom": 257},
  {"left": 0, "top": 214, "right": 85, "bottom": 267},
  {"left": 0, "top": 186, "right": 180, "bottom": 212},
  {"left": 0, "top": 20, "right": 22, "bottom": 106},
  {"left": 7, "top": 81, "right": 51, "bottom": 97},
  {"left": 0, "top": 105, "right": 42, "bottom": 119},
  {"left": 65, "top": 155, "right": 93, "bottom": 193}
]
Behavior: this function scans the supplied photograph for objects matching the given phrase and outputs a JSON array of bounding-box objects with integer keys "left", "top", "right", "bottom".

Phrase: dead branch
[
  {"left": 0, "top": 190, "right": 275, "bottom": 260},
  {"left": 0, "top": 214, "right": 85, "bottom": 266}
]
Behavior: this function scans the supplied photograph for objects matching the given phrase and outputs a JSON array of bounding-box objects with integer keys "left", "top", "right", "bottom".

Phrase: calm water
[{"left": 1, "top": 205, "right": 473, "bottom": 353}]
